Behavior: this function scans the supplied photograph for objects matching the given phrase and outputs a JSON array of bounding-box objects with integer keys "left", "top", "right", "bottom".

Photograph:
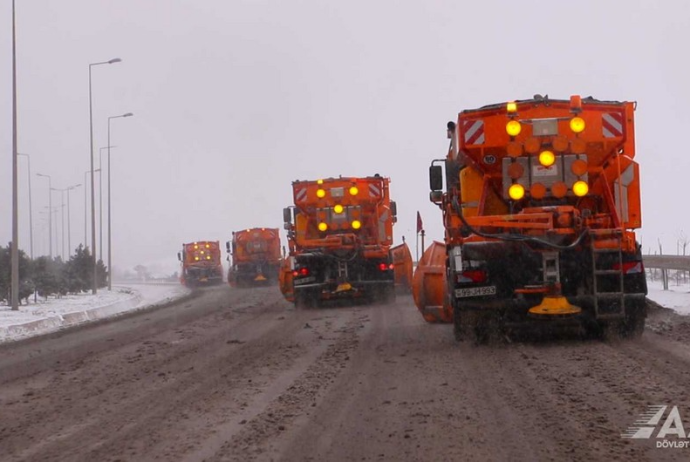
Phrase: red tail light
[
  {"left": 458, "top": 269, "right": 487, "bottom": 283},
  {"left": 613, "top": 261, "right": 643, "bottom": 274},
  {"left": 293, "top": 267, "right": 310, "bottom": 277},
  {"left": 378, "top": 263, "right": 394, "bottom": 271}
]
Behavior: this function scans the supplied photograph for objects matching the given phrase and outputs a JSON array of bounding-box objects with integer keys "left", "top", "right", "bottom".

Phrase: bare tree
[{"left": 678, "top": 230, "right": 689, "bottom": 283}]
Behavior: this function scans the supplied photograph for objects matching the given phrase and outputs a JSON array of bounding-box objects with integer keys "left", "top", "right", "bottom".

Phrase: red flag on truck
[{"left": 416, "top": 211, "right": 423, "bottom": 234}]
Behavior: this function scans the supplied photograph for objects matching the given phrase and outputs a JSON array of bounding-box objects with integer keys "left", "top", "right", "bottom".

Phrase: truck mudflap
[{"left": 412, "top": 241, "right": 452, "bottom": 323}]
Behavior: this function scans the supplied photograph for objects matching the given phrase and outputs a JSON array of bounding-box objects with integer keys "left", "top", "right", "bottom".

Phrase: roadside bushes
[{"left": 0, "top": 243, "right": 108, "bottom": 305}]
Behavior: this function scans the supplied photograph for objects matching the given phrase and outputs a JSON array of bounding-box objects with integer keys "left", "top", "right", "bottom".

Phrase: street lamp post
[
  {"left": 84, "top": 168, "right": 100, "bottom": 248},
  {"left": 98, "top": 146, "right": 115, "bottom": 262},
  {"left": 36, "top": 173, "right": 52, "bottom": 258},
  {"left": 89, "top": 57, "right": 121, "bottom": 294},
  {"left": 10, "top": 0, "right": 19, "bottom": 310},
  {"left": 51, "top": 187, "right": 66, "bottom": 260},
  {"left": 17, "top": 153, "right": 33, "bottom": 259},
  {"left": 53, "top": 184, "right": 81, "bottom": 259},
  {"left": 65, "top": 185, "right": 81, "bottom": 258},
  {"left": 107, "top": 114, "right": 133, "bottom": 290}
]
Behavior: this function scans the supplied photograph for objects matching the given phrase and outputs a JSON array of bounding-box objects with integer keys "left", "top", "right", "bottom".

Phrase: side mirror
[
  {"left": 177, "top": 252, "right": 182, "bottom": 261},
  {"left": 225, "top": 241, "right": 230, "bottom": 253},
  {"left": 430, "top": 165, "right": 443, "bottom": 191},
  {"left": 390, "top": 201, "right": 397, "bottom": 217},
  {"left": 283, "top": 207, "right": 292, "bottom": 225},
  {"left": 430, "top": 190, "right": 443, "bottom": 204}
]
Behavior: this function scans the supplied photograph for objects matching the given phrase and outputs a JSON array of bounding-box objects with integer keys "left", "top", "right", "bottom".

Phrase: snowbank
[
  {"left": 0, "top": 283, "right": 190, "bottom": 343},
  {"left": 646, "top": 277, "right": 690, "bottom": 316}
]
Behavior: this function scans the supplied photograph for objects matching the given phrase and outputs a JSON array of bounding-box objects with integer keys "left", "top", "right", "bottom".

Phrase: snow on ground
[
  {"left": 0, "top": 283, "right": 190, "bottom": 343},
  {"left": 646, "top": 275, "right": 690, "bottom": 316}
]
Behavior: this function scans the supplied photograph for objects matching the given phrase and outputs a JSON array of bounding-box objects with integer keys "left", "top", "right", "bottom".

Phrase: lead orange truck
[
  {"left": 280, "top": 175, "right": 411, "bottom": 307},
  {"left": 414, "top": 95, "right": 647, "bottom": 342},
  {"left": 226, "top": 228, "right": 281, "bottom": 286},
  {"left": 178, "top": 241, "right": 223, "bottom": 287}
]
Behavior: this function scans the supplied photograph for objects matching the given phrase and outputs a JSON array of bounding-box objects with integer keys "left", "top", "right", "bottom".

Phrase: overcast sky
[{"left": 1, "top": 0, "right": 689, "bottom": 276}]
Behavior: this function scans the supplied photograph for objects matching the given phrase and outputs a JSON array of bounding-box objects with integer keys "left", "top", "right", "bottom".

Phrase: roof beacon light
[
  {"left": 506, "top": 101, "right": 517, "bottom": 113},
  {"left": 506, "top": 120, "right": 522, "bottom": 137}
]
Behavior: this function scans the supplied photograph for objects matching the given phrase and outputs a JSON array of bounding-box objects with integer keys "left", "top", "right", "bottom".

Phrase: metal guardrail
[{"left": 643, "top": 255, "right": 690, "bottom": 271}]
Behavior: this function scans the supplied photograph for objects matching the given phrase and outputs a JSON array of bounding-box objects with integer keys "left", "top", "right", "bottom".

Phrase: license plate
[
  {"left": 455, "top": 286, "right": 496, "bottom": 298},
  {"left": 294, "top": 276, "right": 316, "bottom": 286}
]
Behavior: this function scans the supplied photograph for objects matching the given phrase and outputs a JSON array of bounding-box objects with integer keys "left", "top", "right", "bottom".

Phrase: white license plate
[
  {"left": 294, "top": 276, "right": 316, "bottom": 286},
  {"left": 455, "top": 286, "right": 496, "bottom": 298}
]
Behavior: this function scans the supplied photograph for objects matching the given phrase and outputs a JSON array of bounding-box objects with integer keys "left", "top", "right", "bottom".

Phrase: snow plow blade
[
  {"left": 412, "top": 241, "right": 452, "bottom": 323},
  {"left": 390, "top": 242, "right": 413, "bottom": 294}
]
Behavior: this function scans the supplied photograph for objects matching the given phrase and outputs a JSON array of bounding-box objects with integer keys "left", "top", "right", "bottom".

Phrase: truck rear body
[
  {"left": 179, "top": 241, "right": 224, "bottom": 287},
  {"left": 281, "top": 175, "right": 406, "bottom": 306},
  {"left": 227, "top": 228, "right": 281, "bottom": 286},
  {"left": 418, "top": 95, "right": 647, "bottom": 339}
]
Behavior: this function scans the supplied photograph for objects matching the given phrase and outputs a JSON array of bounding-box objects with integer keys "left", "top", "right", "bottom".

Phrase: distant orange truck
[
  {"left": 226, "top": 228, "right": 282, "bottom": 287},
  {"left": 178, "top": 241, "right": 224, "bottom": 287}
]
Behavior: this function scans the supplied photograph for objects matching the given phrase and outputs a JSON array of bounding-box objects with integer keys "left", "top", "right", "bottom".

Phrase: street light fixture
[
  {"left": 36, "top": 173, "right": 53, "bottom": 258},
  {"left": 17, "top": 153, "right": 33, "bottom": 259},
  {"left": 89, "top": 57, "right": 122, "bottom": 294},
  {"left": 107, "top": 113, "right": 133, "bottom": 290}
]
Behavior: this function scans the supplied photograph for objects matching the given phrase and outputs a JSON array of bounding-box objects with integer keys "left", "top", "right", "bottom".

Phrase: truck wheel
[
  {"left": 621, "top": 301, "right": 646, "bottom": 338},
  {"left": 295, "top": 291, "right": 316, "bottom": 309},
  {"left": 453, "top": 307, "right": 477, "bottom": 343}
]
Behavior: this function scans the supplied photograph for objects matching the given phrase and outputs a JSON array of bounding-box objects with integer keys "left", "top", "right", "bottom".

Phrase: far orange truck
[
  {"left": 226, "top": 228, "right": 282, "bottom": 287},
  {"left": 178, "top": 241, "right": 224, "bottom": 287}
]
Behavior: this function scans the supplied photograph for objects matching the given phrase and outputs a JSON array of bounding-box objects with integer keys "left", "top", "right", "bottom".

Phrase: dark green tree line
[{"left": 0, "top": 243, "right": 108, "bottom": 305}]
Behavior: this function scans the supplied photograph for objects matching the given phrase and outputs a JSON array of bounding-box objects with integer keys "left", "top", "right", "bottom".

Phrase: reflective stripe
[
  {"left": 463, "top": 120, "right": 485, "bottom": 145},
  {"left": 379, "top": 210, "right": 389, "bottom": 242},
  {"left": 602, "top": 113, "right": 623, "bottom": 138},
  {"left": 369, "top": 184, "right": 381, "bottom": 197},
  {"left": 295, "top": 188, "right": 307, "bottom": 202},
  {"left": 614, "top": 164, "right": 634, "bottom": 223}
]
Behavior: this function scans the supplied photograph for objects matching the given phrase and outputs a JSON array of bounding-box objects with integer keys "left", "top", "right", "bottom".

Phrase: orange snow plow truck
[
  {"left": 226, "top": 228, "right": 281, "bottom": 286},
  {"left": 414, "top": 95, "right": 647, "bottom": 341},
  {"left": 178, "top": 241, "right": 224, "bottom": 287},
  {"left": 279, "top": 175, "right": 411, "bottom": 307}
]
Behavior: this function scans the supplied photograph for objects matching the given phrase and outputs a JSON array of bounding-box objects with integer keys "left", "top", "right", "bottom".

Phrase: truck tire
[
  {"left": 295, "top": 291, "right": 317, "bottom": 309},
  {"left": 621, "top": 301, "right": 646, "bottom": 338}
]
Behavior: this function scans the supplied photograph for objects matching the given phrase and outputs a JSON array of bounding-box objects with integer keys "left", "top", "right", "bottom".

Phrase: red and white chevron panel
[
  {"left": 602, "top": 112, "right": 623, "bottom": 138},
  {"left": 463, "top": 119, "right": 485, "bottom": 145}
]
